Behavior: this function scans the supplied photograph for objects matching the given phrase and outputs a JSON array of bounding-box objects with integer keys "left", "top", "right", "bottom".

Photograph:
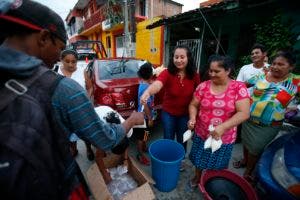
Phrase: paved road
[{"left": 76, "top": 122, "right": 245, "bottom": 200}]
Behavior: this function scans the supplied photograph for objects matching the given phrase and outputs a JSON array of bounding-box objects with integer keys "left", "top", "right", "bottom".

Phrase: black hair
[
  {"left": 167, "top": 45, "right": 197, "bottom": 79},
  {"left": 208, "top": 54, "right": 234, "bottom": 72},
  {"left": 137, "top": 62, "right": 153, "bottom": 80},
  {"left": 272, "top": 50, "right": 296, "bottom": 66},
  {"left": 251, "top": 43, "right": 266, "bottom": 53},
  {"left": 60, "top": 49, "right": 78, "bottom": 60}
]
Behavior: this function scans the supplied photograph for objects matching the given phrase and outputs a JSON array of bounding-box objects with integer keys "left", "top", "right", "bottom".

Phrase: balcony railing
[
  {"left": 83, "top": 4, "right": 123, "bottom": 30},
  {"left": 83, "top": 7, "right": 106, "bottom": 30}
]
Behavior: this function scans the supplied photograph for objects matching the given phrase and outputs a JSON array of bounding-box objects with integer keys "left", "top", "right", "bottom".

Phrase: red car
[{"left": 86, "top": 58, "right": 162, "bottom": 118}]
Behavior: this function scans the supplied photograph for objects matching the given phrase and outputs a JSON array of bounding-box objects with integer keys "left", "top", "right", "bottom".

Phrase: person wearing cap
[{"left": 0, "top": 0, "right": 144, "bottom": 199}]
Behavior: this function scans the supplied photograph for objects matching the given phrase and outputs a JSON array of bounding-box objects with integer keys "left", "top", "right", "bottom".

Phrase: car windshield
[{"left": 97, "top": 59, "right": 146, "bottom": 80}]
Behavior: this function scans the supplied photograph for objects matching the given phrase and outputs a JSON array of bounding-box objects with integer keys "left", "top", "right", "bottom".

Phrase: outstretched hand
[{"left": 140, "top": 91, "right": 150, "bottom": 105}]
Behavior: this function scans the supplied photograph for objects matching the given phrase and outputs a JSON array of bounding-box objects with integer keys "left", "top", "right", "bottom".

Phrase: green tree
[
  {"left": 238, "top": 14, "right": 293, "bottom": 68},
  {"left": 254, "top": 14, "right": 292, "bottom": 59}
]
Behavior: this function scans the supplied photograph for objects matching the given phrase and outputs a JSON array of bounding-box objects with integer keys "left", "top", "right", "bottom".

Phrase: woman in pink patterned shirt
[{"left": 187, "top": 55, "right": 250, "bottom": 188}]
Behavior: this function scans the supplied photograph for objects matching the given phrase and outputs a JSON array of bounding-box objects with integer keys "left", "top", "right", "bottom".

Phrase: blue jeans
[{"left": 161, "top": 110, "right": 189, "bottom": 152}]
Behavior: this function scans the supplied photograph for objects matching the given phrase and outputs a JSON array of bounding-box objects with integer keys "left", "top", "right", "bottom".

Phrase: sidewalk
[{"left": 76, "top": 122, "right": 245, "bottom": 199}]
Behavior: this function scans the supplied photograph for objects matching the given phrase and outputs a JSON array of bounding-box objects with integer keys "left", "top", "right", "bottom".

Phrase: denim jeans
[{"left": 161, "top": 110, "right": 189, "bottom": 152}]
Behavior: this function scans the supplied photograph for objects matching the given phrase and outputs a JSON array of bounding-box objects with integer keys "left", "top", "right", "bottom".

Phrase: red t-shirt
[{"left": 157, "top": 69, "right": 200, "bottom": 116}]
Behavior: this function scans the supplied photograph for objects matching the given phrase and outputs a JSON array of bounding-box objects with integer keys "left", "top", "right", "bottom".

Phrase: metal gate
[{"left": 177, "top": 39, "right": 202, "bottom": 72}]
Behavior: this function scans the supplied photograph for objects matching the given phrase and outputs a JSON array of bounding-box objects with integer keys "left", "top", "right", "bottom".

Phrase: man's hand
[
  {"left": 122, "top": 112, "right": 144, "bottom": 134},
  {"left": 128, "top": 112, "right": 144, "bottom": 125}
]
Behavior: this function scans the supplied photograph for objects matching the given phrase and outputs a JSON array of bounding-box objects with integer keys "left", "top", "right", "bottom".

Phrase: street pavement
[{"left": 76, "top": 122, "right": 245, "bottom": 200}]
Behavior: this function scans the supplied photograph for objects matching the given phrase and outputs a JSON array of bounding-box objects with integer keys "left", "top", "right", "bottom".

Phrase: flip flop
[{"left": 232, "top": 160, "right": 246, "bottom": 169}]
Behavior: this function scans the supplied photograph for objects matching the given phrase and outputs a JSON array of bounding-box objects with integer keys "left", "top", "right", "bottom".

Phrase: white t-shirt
[
  {"left": 58, "top": 65, "right": 85, "bottom": 88},
  {"left": 236, "top": 63, "right": 269, "bottom": 82}
]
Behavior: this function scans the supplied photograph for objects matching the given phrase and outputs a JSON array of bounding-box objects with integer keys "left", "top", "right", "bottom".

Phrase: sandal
[
  {"left": 233, "top": 159, "right": 246, "bottom": 169},
  {"left": 136, "top": 153, "right": 150, "bottom": 166}
]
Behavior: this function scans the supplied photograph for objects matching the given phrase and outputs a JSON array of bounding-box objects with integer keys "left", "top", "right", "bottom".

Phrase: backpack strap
[{"left": 0, "top": 66, "right": 49, "bottom": 111}]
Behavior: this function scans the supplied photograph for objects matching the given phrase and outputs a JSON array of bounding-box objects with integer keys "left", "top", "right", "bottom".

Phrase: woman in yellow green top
[{"left": 241, "top": 51, "right": 299, "bottom": 182}]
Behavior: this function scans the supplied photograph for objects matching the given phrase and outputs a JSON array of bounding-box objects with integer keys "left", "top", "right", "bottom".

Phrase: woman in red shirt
[{"left": 141, "top": 45, "right": 200, "bottom": 154}]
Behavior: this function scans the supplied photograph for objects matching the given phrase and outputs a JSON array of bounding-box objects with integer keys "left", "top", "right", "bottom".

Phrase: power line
[{"left": 198, "top": 8, "right": 226, "bottom": 55}]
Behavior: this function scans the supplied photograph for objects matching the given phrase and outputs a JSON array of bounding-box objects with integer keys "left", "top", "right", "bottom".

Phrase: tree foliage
[
  {"left": 105, "top": 0, "right": 123, "bottom": 26},
  {"left": 238, "top": 14, "right": 293, "bottom": 68},
  {"left": 254, "top": 14, "right": 292, "bottom": 58}
]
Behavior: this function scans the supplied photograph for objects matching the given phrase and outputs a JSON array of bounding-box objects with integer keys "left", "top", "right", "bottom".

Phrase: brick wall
[
  {"left": 135, "top": 0, "right": 182, "bottom": 18},
  {"left": 151, "top": 0, "right": 182, "bottom": 17}
]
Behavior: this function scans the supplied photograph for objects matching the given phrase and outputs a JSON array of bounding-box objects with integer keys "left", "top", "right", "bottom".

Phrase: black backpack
[{"left": 0, "top": 66, "right": 75, "bottom": 199}]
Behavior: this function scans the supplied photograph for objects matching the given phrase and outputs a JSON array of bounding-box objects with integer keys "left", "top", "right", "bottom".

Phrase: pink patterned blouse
[{"left": 194, "top": 80, "right": 249, "bottom": 144}]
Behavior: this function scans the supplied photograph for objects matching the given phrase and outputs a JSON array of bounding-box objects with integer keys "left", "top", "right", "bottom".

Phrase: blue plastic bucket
[{"left": 149, "top": 139, "right": 185, "bottom": 192}]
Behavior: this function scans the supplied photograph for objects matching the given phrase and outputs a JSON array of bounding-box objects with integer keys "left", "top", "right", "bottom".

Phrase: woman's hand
[
  {"left": 140, "top": 91, "right": 150, "bottom": 105},
  {"left": 210, "top": 124, "right": 225, "bottom": 140},
  {"left": 188, "top": 119, "right": 196, "bottom": 130}
]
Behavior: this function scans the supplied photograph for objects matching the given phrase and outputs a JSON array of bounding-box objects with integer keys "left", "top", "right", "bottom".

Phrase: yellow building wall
[
  {"left": 101, "top": 31, "right": 115, "bottom": 58},
  {"left": 136, "top": 17, "right": 164, "bottom": 66},
  {"left": 101, "top": 24, "right": 124, "bottom": 58}
]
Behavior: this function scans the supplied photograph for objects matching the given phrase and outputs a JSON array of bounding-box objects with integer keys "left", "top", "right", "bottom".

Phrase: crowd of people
[{"left": 1, "top": 0, "right": 299, "bottom": 199}]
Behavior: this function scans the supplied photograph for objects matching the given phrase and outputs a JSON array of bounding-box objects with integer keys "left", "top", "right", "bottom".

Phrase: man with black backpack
[{"left": 0, "top": 0, "right": 144, "bottom": 199}]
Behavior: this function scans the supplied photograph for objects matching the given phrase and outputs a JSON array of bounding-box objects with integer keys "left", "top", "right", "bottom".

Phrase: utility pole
[
  {"left": 123, "top": 0, "right": 131, "bottom": 57},
  {"left": 129, "top": 0, "right": 136, "bottom": 57}
]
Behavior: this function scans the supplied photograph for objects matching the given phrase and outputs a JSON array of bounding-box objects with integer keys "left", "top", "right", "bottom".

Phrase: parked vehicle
[
  {"left": 86, "top": 58, "right": 162, "bottom": 118},
  {"left": 256, "top": 120, "right": 300, "bottom": 200},
  {"left": 69, "top": 40, "right": 107, "bottom": 59}
]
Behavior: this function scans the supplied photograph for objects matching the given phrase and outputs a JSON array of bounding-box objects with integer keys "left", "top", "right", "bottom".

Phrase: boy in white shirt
[
  {"left": 234, "top": 43, "right": 268, "bottom": 169},
  {"left": 236, "top": 43, "right": 269, "bottom": 82}
]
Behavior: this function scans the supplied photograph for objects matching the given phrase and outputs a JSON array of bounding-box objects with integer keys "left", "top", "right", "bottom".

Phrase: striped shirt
[
  {"left": 51, "top": 77, "right": 127, "bottom": 186},
  {"left": 51, "top": 77, "right": 126, "bottom": 150}
]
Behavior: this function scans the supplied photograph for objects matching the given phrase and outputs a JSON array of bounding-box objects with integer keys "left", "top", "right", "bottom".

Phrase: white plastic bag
[
  {"left": 205, "top": 124, "right": 223, "bottom": 153},
  {"left": 204, "top": 135, "right": 212, "bottom": 149},
  {"left": 211, "top": 139, "right": 222, "bottom": 153},
  {"left": 183, "top": 130, "right": 193, "bottom": 143}
]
